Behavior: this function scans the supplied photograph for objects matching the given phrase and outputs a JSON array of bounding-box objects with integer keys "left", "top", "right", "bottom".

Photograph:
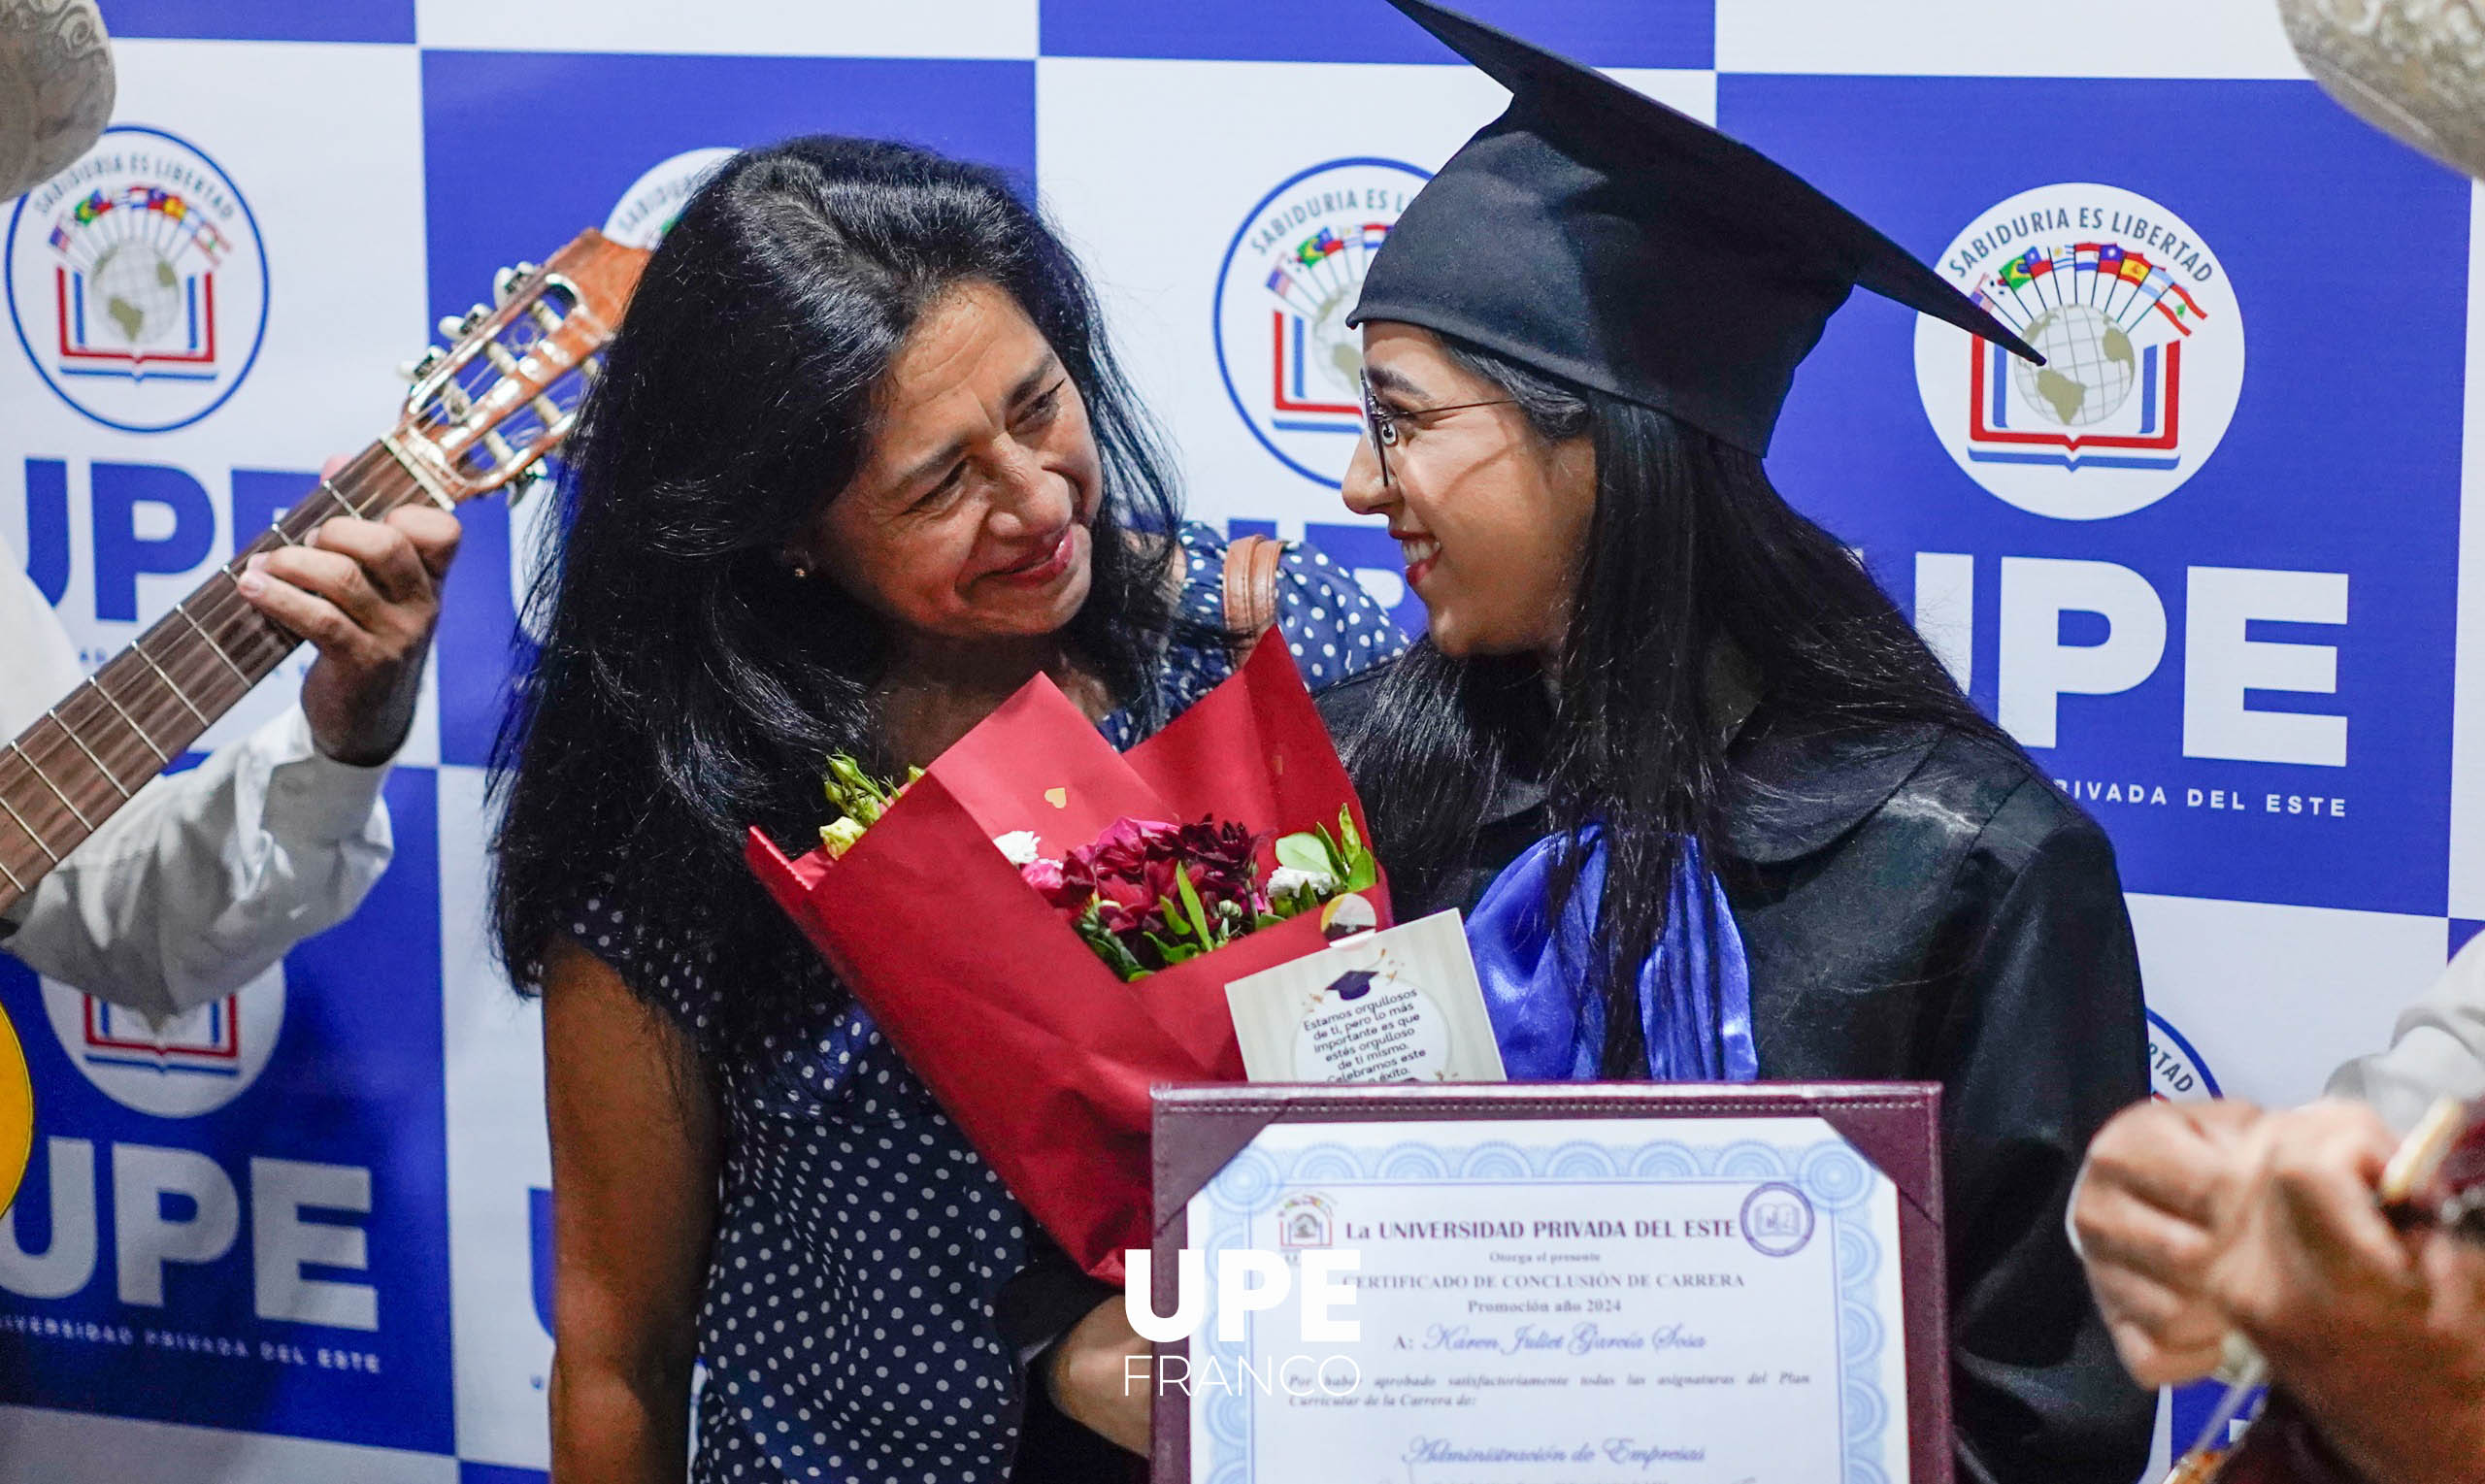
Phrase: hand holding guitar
[
  {"left": 2199, "top": 1100, "right": 2485, "bottom": 1484},
  {"left": 2074, "top": 1097, "right": 2278, "bottom": 1387},
  {"left": 2087, "top": 1095, "right": 2485, "bottom": 1484},
  {"left": 234, "top": 469, "right": 462, "bottom": 767}
]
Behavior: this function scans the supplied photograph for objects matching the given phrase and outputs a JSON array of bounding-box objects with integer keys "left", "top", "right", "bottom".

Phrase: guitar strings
[{"left": 0, "top": 444, "right": 434, "bottom": 877}]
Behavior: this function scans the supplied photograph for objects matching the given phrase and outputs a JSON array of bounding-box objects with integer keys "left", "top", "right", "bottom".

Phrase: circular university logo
[
  {"left": 5, "top": 124, "right": 270, "bottom": 433},
  {"left": 1214, "top": 157, "right": 1430, "bottom": 489},
  {"left": 1914, "top": 182, "right": 2243, "bottom": 521},
  {"left": 2146, "top": 1006, "right": 2223, "bottom": 1101},
  {"left": 1740, "top": 1181, "right": 1816, "bottom": 1258},
  {"left": 41, "top": 963, "right": 284, "bottom": 1118},
  {"left": 603, "top": 146, "right": 737, "bottom": 250},
  {"left": 1276, "top": 1191, "right": 1337, "bottom": 1249}
]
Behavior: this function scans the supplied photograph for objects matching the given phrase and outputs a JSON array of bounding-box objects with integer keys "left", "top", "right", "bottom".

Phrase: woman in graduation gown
[{"left": 1313, "top": 5, "right": 2158, "bottom": 1481}]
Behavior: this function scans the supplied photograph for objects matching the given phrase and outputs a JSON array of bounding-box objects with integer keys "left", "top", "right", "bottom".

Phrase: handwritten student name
[{"left": 1421, "top": 1322, "right": 1709, "bottom": 1357}]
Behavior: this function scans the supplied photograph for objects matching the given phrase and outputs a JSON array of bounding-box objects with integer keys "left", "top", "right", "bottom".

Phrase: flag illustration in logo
[
  {"left": 1215, "top": 158, "right": 1430, "bottom": 488},
  {"left": 1916, "top": 182, "right": 2245, "bottom": 521}
]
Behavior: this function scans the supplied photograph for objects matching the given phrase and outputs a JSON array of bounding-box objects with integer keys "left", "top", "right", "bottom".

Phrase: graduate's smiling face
[{"left": 1342, "top": 322, "right": 1595, "bottom": 661}]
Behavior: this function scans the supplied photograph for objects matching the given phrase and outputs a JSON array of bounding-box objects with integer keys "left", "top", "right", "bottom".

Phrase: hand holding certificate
[{"left": 1149, "top": 1084, "right": 1952, "bottom": 1484}]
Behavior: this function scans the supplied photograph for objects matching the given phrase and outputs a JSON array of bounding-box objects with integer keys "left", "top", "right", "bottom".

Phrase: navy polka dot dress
[{"left": 572, "top": 524, "right": 1401, "bottom": 1483}]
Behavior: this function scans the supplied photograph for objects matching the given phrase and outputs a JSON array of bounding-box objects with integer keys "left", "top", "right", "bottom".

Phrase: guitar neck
[{"left": 0, "top": 444, "right": 435, "bottom": 919}]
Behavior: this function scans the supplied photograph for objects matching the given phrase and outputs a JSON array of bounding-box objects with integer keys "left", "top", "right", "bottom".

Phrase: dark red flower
[{"left": 1033, "top": 814, "right": 1273, "bottom": 973}]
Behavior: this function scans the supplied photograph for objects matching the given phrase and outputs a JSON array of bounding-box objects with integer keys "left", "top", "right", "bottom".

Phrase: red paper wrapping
[{"left": 745, "top": 635, "right": 1389, "bottom": 1283}]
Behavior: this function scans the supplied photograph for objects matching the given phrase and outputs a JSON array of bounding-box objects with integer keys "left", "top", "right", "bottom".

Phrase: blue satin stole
[{"left": 1465, "top": 826, "right": 1758, "bottom": 1082}]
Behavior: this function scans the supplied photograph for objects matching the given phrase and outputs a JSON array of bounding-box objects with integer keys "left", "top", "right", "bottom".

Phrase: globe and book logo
[
  {"left": 1277, "top": 1191, "right": 1337, "bottom": 1248},
  {"left": 40, "top": 964, "right": 284, "bottom": 1117},
  {"left": 1915, "top": 182, "right": 2244, "bottom": 520},
  {"left": 4, "top": 124, "right": 270, "bottom": 433},
  {"left": 1213, "top": 158, "right": 1430, "bottom": 488}
]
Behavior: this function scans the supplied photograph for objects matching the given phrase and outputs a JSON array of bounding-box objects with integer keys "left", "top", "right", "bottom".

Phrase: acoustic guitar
[{"left": 0, "top": 227, "right": 647, "bottom": 921}]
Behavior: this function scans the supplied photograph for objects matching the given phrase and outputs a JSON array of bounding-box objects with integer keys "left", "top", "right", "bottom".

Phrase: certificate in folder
[{"left": 1149, "top": 1082, "right": 1950, "bottom": 1484}]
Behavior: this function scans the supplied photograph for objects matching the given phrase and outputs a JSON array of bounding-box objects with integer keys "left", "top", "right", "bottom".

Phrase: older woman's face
[
  {"left": 810, "top": 281, "right": 1102, "bottom": 644},
  {"left": 1340, "top": 321, "right": 1594, "bottom": 660}
]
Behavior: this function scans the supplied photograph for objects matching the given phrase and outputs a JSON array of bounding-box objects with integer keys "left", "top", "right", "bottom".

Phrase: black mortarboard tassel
[{"left": 1347, "top": 0, "right": 2042, "bottom": 457}]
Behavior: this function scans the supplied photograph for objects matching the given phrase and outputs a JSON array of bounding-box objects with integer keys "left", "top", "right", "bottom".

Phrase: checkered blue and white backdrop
[{"left": 0, "top": 1, "right": 2468, "bottom": 1477}]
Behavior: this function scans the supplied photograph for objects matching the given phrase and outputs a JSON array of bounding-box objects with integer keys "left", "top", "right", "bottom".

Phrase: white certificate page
[{"left": 1181, "top": 1115, "right": 1909, "bottom": 1483}]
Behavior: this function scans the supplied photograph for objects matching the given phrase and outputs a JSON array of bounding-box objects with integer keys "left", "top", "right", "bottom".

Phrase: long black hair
[
  {"left": 490, "top": 136, "right": 1193, "bottom": 1053},
  {"left": 1344, "top": 340, "right": 2015, "bottom": 1074}
]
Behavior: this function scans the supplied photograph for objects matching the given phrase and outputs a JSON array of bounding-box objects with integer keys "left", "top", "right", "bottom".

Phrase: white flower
[
  {"left": 1268, "top": 865, "right": 1337, "bottom": 901},
  {"left": 993, "top": 830, "right": 1044, "bottom": 867}
]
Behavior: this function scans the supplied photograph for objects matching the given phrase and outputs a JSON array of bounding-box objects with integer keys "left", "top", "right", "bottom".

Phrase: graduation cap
[{"left": 1346, "top": 0, "right": 2041, "bottom": 457}]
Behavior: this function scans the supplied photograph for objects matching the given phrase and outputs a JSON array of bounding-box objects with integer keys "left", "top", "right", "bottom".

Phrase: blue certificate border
[{"left": 1193, "top": 1134, "right": 1897, "bottom": 1484}]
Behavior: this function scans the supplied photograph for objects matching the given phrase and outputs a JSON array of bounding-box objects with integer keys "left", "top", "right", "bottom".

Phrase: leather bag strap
[{"left": 1220, "top": 534, "right": 1284, "bottom": 663}]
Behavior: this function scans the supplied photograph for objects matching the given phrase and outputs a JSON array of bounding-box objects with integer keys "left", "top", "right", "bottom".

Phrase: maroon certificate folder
[{"left": 1149, "top": 1081, "right": 1950, "bottom": 1484}]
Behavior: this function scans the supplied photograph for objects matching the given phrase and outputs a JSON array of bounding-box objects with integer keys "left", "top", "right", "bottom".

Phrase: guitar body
[{"left": 2189, "top": 1394, "right": 2366, "bottom": 1484}]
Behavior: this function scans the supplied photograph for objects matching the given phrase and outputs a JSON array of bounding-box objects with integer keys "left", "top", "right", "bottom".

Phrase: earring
[{"left": 790, "top": 562, "right": 811, "bottom": 581}]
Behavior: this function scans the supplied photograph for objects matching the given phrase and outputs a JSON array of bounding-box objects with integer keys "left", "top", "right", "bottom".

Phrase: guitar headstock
[{"left": 390, "top": 228, "right": 651, "bottom": 506}]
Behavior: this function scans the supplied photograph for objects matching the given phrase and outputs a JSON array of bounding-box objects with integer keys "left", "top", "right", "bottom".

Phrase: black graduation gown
[{"left": 1314, "top": 666, "right": 2156, "bottom": 1484}]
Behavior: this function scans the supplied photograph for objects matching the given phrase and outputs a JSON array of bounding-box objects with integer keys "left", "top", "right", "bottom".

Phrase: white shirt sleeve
[
  {"left": 0, "top": 560, "right": 395, "bottom": 1017},
  {"left": 2327, "top": 936, "right": 2485, "bottom": 1133}
]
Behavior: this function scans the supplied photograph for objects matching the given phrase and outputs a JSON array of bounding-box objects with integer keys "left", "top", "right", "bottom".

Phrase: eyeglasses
[{"left": 1358, "top": 371, "right": 1517, "bottom": 486}]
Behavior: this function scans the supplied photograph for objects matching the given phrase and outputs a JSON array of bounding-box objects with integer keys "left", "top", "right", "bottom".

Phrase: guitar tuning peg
[
  {"left": 507, "top": 466, "right": 549, "bottom": 508},
  {"left": 396, "top": 346, "right": 446, "bottom": 382},
  {"left": 491, "top": 261, "right": 541, "bottom": 305},
  {"left": 437, "top": 314, "right": 468, "bottom": 341}
]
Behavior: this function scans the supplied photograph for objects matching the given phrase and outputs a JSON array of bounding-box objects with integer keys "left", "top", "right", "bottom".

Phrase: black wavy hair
[
  {"left": 1344, "top": 339, "right": 2015, "bottom": 1074},
  {"left": 490, "top": 135, "right": 1194, "bottom": 1054}
]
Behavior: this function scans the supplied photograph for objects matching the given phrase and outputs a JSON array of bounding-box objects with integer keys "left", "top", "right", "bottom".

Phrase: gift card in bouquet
[{"left": 1224, "top": 909, "right": 1507, "bottom": 1083}]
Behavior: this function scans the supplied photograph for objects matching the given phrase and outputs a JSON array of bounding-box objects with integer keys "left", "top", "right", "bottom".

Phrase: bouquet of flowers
[
  {"left": 823, "top": 755, "right": 1379, "bottom": 982},
  {"left": 747, "top": 637, "right": 1389, "bottom": 1281}
]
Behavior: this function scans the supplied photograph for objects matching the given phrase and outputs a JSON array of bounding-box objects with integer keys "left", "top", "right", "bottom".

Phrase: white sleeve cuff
[{"left": 256, "top": 706, "right": 393, "bottom": 846}]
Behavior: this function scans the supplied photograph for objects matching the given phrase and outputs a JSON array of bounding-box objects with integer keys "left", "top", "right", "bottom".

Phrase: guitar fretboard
[{"left": 0, "top": 444, "right": 432, "bottom": 917}]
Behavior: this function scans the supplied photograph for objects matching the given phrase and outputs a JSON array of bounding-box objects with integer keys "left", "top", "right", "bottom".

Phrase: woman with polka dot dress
[{"left": 489, "top": 137, "right": 1399, "bottom": 1483}]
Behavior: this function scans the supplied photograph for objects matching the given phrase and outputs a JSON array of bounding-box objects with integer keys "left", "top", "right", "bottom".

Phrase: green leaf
[
  {"left": 1325, "top": 807, "right": 1377, "bottom": 890},
  {"left": 1275, "top": 832, "right": 1330, "bottom": 875},
  {"left": 1174, "top": 864, "right": 1216, "bottom": 949},
  {"left": 1143, "top": 930, "right": 1202, "bottom": 968},
  {"left": 1310, "top": 821, "right": 1346, "bottom": 879},
  {"left": 1076, "top": 909, "right": 1151, "bottom": 982}
]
